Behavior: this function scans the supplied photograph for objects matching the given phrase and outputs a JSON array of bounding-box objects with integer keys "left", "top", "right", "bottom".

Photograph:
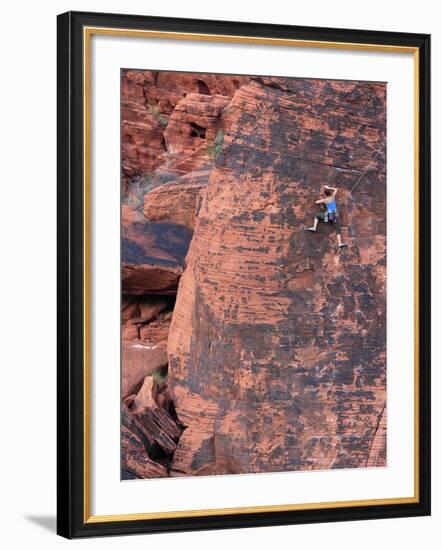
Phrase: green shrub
[
  {"left": 207, "top": 129, "right": 224, "bottom": 161},
  {"left": 151, "top": 368, "right": 167, "bottom": 385},
  {"left": 147, "top": 105, "right": 168, "bottom": 128}
]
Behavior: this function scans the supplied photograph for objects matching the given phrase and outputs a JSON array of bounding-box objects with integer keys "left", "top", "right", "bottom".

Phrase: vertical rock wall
[
  {"left": 121, "top": 71, "right": 251, "bottom": 478},
  {"left": 168, "top": 77, "right": 387, "bottom": 475}
]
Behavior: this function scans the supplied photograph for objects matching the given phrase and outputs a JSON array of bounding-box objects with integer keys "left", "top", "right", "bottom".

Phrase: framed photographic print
[{"left": 57, "top": 11, "right": 431, "bottom": 538}]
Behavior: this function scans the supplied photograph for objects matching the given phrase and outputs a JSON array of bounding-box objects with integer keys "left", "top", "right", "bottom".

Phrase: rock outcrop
[
  {"left": 121, "top": 71, "right": 387, "bottom": 479},
  {"left": 121, "top": 221, "right": 191, "bottom": 295},
  {"left": 121, "top": 72, "right": 251, "bottom": 478},
  {"left": 168, "top": 77, "right": 386, "bottom": 475},
  {"left": 143, "top": 170, "right": 210, "bottom": 230},
  {"left": 122, "top": 339, "right": 168, "bottom": 398},
  {"left": 121, "top": 401, "right": 180, "bottom": 478},
  {"left": 121, "top": 70, "right": 249, "bottom": 187}
]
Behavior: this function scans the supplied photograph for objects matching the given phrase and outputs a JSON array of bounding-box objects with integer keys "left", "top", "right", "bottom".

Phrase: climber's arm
[
  {"left": 315, "top": 198, "right": 326, "bottom": 204},
  {"left": 325, "top": 185, "right": 338, "bottom": 198}
]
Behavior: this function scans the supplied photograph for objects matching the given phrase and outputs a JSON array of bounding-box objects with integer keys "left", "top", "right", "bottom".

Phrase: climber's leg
[
  {"left": 308, "top": 217, "right": 319, "bottom": 232},
  {"left": 337, "top": 234, "right": 347, "bottom": 247},
  {"left": 308, "top": 212, "right": 324, "bottom": 232},
  {"left": 334, "top": 221, "right": 347, "bottom": 248}
]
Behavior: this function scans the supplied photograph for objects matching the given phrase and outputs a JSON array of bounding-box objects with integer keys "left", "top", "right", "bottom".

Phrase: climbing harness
[
  {"left": 306, "top": 145, "right": 384, "bottom": 249},
  {"left": 325, "top": 210, "right": 338, "bottom": 223}
]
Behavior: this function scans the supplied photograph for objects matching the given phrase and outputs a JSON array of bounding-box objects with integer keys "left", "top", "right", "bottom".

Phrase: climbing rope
[
  {"left": 304, "top": 145, "right": 384, "bottom": 250},
  {"left": 343, "top": 144, "right": 384, "bottom": 249},
  {"left": 349, "top": 145, "right": 384, "bottom": 195}
]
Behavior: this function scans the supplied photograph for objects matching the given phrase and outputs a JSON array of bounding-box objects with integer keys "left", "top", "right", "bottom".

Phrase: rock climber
[{"left": 308, "top": 185, "right": 347, "bottom": 248}]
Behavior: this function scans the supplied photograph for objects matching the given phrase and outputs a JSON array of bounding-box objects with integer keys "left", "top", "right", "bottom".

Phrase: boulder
[
  {"left": 122, "top": 323, "right": 139, "bottom": 341},
  {"left": 139, "top": 318, "right": 171, "bottom": 343},
  {"left": 122, "top": 295, "right": 140, "bottom": 321},
  {"left": 131, "top": 376, "right": 183, "bottom": 456},
  {"left": 121, "top": 221, "right": 192, "bottom": 295},
  {"left": 122, "top": 340, "right": 168, "bottom": 398},
  {"left": 131, "top": 376, "right": 157, "bottom": 412},
  {"left": 139, "top": 297, "right": 168, "bottom": 322},
  {"left": 121, "top": 425, "right": 168, "bottom": 479},
  {"left": 143, "top": 170, "right": 210, "bottom": 230}
]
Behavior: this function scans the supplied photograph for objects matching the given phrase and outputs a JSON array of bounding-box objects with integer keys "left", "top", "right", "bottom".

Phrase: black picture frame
[{"left": 57, "top": 10, "right": 431, "bottom": 539}]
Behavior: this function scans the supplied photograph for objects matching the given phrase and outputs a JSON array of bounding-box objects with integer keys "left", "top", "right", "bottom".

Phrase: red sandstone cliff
[
  {"left": 121, "top": 70, "right": 249, "bottom": 187},
  {"left": 121, "top": 72, "right": 249, "bottom": 478},
  {"left": 121, "top": 71, "right": 386, "bottom": 478}
]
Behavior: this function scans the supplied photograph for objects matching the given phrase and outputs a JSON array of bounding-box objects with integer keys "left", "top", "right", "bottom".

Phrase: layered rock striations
[
  {"left": 167, "top": 77, "right": 386, "bottom": 475},
  {"left": 121, "top": 70, "right": 249, "bottom": 187},
  {"left": 121, "top": 72, "right": 248, "bottom": 477},
  {"left": 121, "top": 71, "right": 387, "bottom": 478}
]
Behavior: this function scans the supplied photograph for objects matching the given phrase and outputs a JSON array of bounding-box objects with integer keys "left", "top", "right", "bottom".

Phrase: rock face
[
  {"left": 168, "top": 77, "right": 386, "bottom": 475},
  {"left": 143, "top": 170, "right": 210, "bottom": 230},
  {"left": 121, "top": 221, "right": 191, "bottom": 295},
  {"left": 121, "top": 340, "right": 168, "bottom": 398},
  {"left": 121, "top": 70, "right": 249, "bottom": 187},
  {"left": 121, "top": 403, "right": 178, "bottom": 479},
  {"left": 160, "top": 93, "right": 230, "bottom": 175},
  {"left": 121, "top": 72, "right": 251, "bottom": 478},
  {"left": 121, "top": 70, "right": 387, "bottom": 479}
]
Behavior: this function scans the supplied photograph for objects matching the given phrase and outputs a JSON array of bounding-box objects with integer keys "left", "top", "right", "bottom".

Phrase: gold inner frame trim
[{"left": 83, "top": 26, "right": 420, "bottom": 524}]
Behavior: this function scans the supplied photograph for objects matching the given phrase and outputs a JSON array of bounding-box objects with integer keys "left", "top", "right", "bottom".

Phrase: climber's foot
[
  {"left": 308, "top": 227, "right": 317, "bottom": 232},
  {"left": 338, "top": 243, "right": 348, "bottom": 248}
]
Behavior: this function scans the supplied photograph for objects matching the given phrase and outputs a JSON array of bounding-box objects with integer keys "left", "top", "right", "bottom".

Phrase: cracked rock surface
[{"left": 121, "top": 71, "right": 387, "bottom": 478}]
